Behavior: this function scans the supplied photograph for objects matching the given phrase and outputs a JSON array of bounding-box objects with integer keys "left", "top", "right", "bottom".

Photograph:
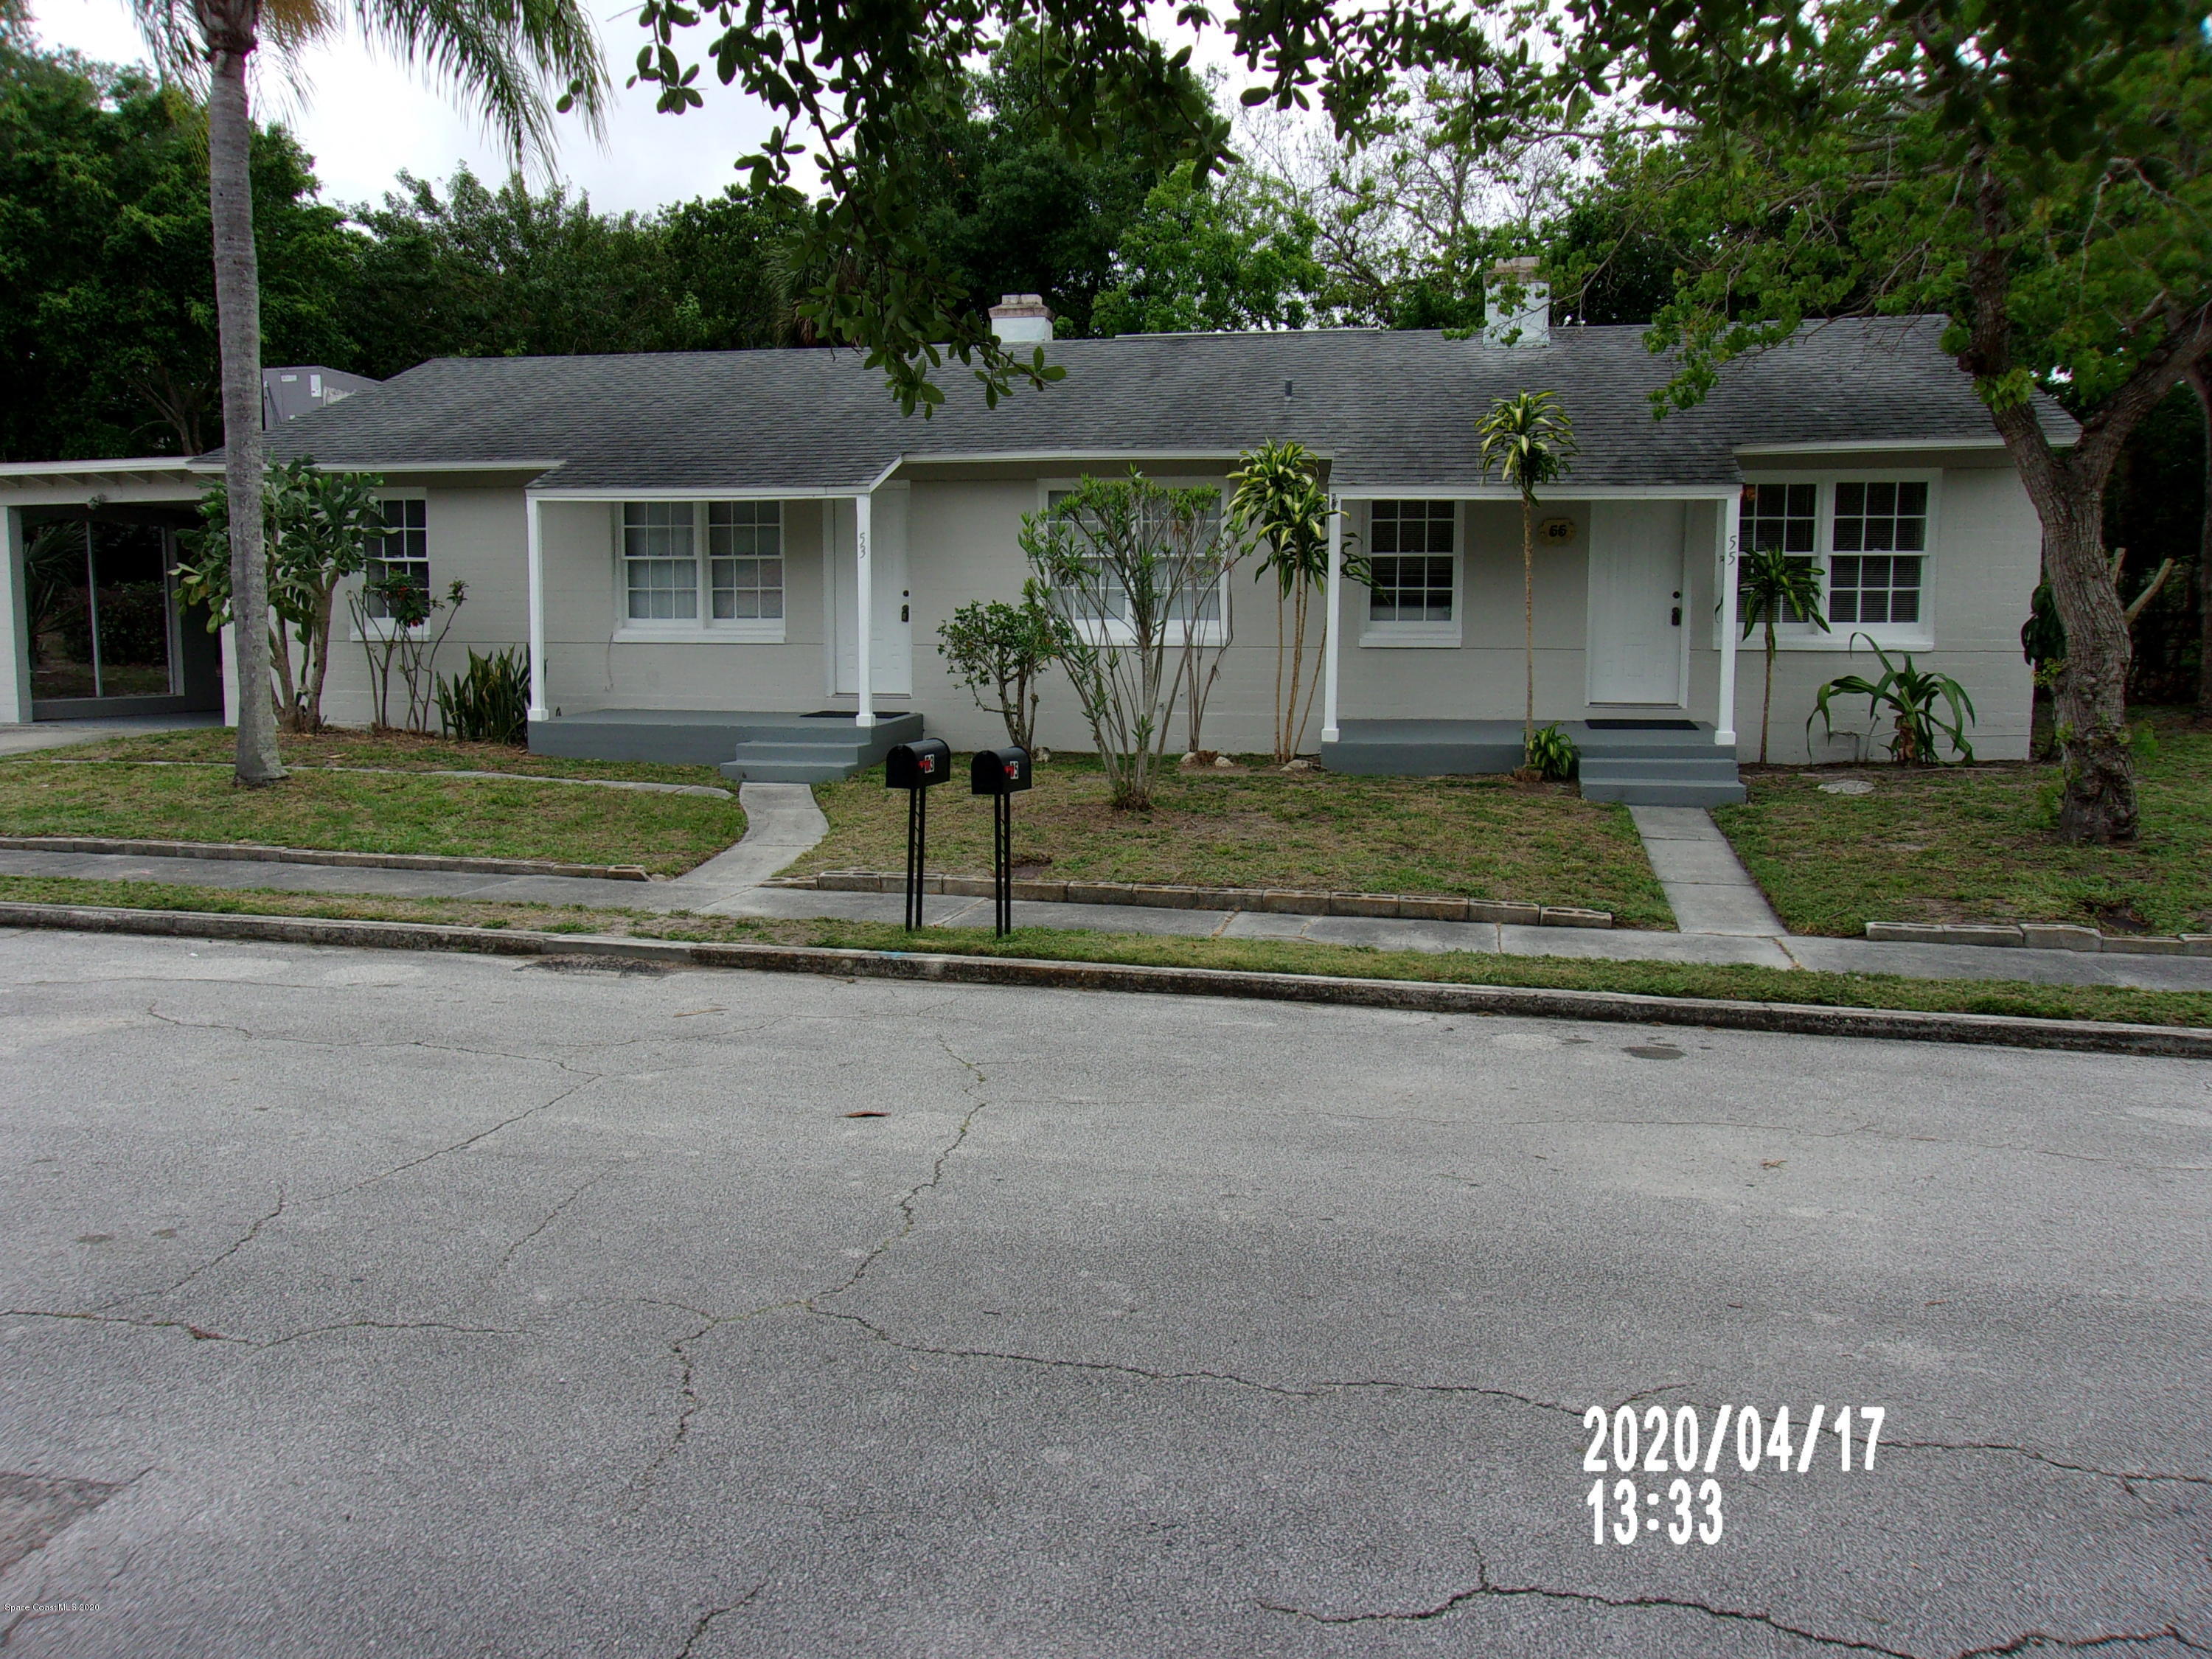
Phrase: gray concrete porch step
[
  {"left": 720, "top": 712, "right": 924, "bottom": 783},
  {"left": 527, "top": 708, "right": 922, "bottom": 773}
]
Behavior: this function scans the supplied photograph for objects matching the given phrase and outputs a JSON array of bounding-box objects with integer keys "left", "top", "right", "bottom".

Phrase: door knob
[
  {"left": 1671, "top": 606, "right": 1682, "bottom": 626},
  {"left": 900, "top": 604, "right": 910, "bottom": 622}
]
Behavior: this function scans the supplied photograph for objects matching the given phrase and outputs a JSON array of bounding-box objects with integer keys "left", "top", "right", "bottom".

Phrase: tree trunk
[
  {"left": 2192, "top": 360, "right": 2212, "bottom": 718},
  {"left": 2037, "top": 487, "right": 2138, "bottom": 841},
  {"left": 1760, "top": 622, "right": 1775, "bottom": 766},
  {"left": 1521, "top": 495, "right": 1535, "bottom": 748},
  {"left": 203, "top": 14, "right": 285, "bottom": 784}
]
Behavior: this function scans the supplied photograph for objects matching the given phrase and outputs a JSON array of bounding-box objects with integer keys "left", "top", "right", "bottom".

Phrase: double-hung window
[
  {"left": 362, "top": 496, "right": 429, "bottom": 627},
  {"left": 1041, "top": 484, "right": 1228, "bottom": 645},
  {"left": 619, "top": 501, "right": 784, "bottom": 639},
  {"left": 1363, "top": 500, "right": 1458, "bottom": 645},
  {"left": 1735, "top": 478, "right": 1933, "bottom": 647}
]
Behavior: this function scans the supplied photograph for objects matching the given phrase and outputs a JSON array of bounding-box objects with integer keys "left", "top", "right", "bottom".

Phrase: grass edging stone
[
  {"left": 5, "top": 897, "right": 2208, "bottom": 1060},
  {"left": 1865, "top": 919, "right": 2212, "bottom": 956},
  {"left": 776, "top": 869, "right": 1611, "bottom": 928}
]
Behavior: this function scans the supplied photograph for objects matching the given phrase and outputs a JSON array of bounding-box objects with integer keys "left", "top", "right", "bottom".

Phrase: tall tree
[
  {"left": 1091, "top": 163, "right": 1326, "bottom": 338},
  {"left": 1491, "top": 0, "right": 2212, "bottom": 841},
  {"left": 0, "top": 42, "right": 352, "bottom": 459},
  {"left": 129, "top": 0, "right": 606, "bottom": 785}
]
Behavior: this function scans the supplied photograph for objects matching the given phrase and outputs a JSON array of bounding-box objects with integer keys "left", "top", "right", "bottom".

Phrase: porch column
[
  {"left": 0, "top": 507, "right": 30, "bottom": 723},
  {"left": 526, "top": 495, "right": 549, "bottom": 723},
  {"left": 854, "top": 490, "right": 875, "bottom": 728},
  {"left": 1714, "top": 491, "right": 1742, "bottom": 748},
  {"left": 1321, "top": 497, "right": 1343, "bottom": 744}
]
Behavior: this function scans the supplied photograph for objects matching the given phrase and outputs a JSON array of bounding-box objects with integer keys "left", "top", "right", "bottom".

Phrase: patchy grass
[
  {"left": 1717, "top": 709, "right": 2212, "bottom": 938},
  {"left": 38, "top": 723, "right": 727, "bottom": 787},
  {"left": 795, "top": 753, "right": 1673, "bottom": 928},
  {"left": 0, "top": 742, "right": 745, "bottom": 874},
  {"left": 3, "top": 872, "right": 2206, "bottom": 1029}
]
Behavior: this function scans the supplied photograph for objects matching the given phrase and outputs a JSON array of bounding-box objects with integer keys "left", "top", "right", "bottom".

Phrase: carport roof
[{"left": 250, "top": 317, "right": 2072, "bottom": 494}]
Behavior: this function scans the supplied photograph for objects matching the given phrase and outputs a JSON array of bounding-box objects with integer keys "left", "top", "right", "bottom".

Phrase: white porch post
[
  {"left": 526, "top": 495, "right": 549, "bottom": 723},
  {"left": 1714, "top": 491, "right": 1742, "bottom": 748},
  {"left": 1321, "top": 497, "right": 1343, "bottom": 745},
  {"left": 0, "top": 507, "right": 31, "bottom": 724},
  {"left": 854, "top": 490, "right": 876, "bottom": 728}
]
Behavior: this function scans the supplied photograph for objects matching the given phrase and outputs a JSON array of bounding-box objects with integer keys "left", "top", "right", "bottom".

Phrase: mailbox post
[
  {"left": 885, "top": 739, "right": 953, "bottom": 929},
  {"left": 969, "top": 745, "right": 1033, "bottom": 937}
]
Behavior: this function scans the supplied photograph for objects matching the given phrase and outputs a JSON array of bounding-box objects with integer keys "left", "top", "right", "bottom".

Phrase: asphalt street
[{"left": 1, "top": 927, "right": 2207, "bottom": 1658}]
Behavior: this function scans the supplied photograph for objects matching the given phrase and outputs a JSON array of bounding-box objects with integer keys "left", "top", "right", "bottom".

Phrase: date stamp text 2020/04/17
[{"left": 1582, "top": 1403, "right": 1888, "bottom": 1546}]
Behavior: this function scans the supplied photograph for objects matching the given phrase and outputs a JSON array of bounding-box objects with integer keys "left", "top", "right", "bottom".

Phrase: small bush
[
  {"left": 436, "top": 647, "right": 530, "bottom": 746},
  {"left": 1526, "top": 723, "right": 1580, "bottom": 781}
]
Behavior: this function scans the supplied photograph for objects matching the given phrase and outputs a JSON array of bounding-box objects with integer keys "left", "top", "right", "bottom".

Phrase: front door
[
  {"left": 827, "top": 493, "right": 913, "bottom": 698},
  {"left": 1585, "top": 501, "right": 1686, "bottom": 706}
]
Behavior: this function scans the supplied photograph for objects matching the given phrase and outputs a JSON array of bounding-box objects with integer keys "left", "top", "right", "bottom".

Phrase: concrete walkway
[
  {"left": 2, "top": 767, "right": 2206, "bottom": 992},
  {"left": 1628, "top": 804, "right": 1787, "bottom": 936},
  {"left": 4, "top": 840, "right": 2211, "bottom": 992}
]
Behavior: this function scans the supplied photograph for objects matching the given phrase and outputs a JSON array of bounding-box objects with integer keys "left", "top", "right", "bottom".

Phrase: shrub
[
  {"left": 1526, "top": 723, "right": 1579, "bottom": 781},
  {"left": 435, "top": 647, "right": 530, "bottom": 745}
]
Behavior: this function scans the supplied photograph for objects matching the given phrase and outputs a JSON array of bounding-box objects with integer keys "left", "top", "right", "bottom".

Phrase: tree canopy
[{"left": 0, "top": 41, "right": 352, "bottom": 457}]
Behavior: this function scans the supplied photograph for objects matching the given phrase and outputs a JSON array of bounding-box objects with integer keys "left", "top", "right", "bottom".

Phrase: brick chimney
[{"left": 988, "top": 293, "right": 1054, "bottom": 344}]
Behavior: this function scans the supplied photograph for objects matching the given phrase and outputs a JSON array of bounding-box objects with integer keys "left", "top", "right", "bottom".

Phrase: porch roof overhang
[{"left": 0, "top": 457, "right": 211, "bottom": 490}]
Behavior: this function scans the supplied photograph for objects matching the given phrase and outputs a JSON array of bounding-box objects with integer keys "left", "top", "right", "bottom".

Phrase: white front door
[
  {"left": 827, "top": 490, "right": 913, "bottom": 698},
  {"left": 1585, "top": 500, "right": 1686, "bottom": 706}
]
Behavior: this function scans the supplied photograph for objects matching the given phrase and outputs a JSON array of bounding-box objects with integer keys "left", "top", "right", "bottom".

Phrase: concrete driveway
[{"left": 1, "top": 928, "right": 2207, "bottom": 1657}]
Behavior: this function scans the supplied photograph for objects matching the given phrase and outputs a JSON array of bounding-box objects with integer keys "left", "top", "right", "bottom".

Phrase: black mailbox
[
  {"left": 970, "top": 745, "right": 1033, "bottom": 796},
  {"left": 885, "top": 738, "right": 953, "bottom": 790}
]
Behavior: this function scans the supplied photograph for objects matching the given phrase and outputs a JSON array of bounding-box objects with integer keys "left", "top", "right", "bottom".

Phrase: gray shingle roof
[{"left": 256, "top": 316, "right": 2070, "bottom": 493}]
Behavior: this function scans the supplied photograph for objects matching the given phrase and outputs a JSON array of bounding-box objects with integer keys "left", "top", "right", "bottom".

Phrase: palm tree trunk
[
  {"left": 203, "top": 15, "right": 286, "bottom": 784},
  {"left": 1273, "top": 582, "right": 1288, "bottom": 764},
  {"left": 1521, "top": 495, "right": 1535, "bottom": 748},
  {"left": 1761, "top": 622, "right": 1776, "bottom": 765}
]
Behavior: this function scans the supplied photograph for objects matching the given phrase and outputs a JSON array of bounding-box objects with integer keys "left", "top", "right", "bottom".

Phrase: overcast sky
[
  {"left": 28, "top": 0, "right": 784, "bottom": 215},
  {"left": 28, "top": 0, "right": 1260, "bottom": 220}
]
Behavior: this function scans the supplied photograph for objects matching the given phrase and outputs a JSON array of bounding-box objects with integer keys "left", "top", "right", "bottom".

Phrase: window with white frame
[
  {"left": 1734, "top": 478, "right": 1933, "bottom": 645},
  {"left": 1362, "top": 500, "right": 1458, "bottom": 642},
  {"left": 362, "top": 497, "right": 428, "bottom": 622},
  {"left": 1042, "top": 485, "right": 1227, "bottom": 642},
  {"left": 1829, "top": 481, "right": 1927, "bottom": 626},
  {"left": 707, "top": 501, "right": 784, "bottom": 620},
  {"left": 619, "top": 501, "right": 784, "bottom": 634}
]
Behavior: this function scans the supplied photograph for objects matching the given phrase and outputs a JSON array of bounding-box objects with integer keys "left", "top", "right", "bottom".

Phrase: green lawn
[
  {"left": 0, "top": 730, "right": 745, "bottom": 874},
  {"left": 795, "top": 753, "right": 1674, "bottom": 928},
  {"left": 1, "top": 872, "right": 2205, "bottom": 1029},
  {"left": 1715, "top": 709, "right": 2212, "bottom": 937},
  {"left": 46, "top": 723, "right": 726, "bottom": 787}
]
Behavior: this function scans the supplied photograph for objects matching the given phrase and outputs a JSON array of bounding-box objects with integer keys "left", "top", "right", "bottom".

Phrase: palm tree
[
  {"left": 1228, "top": 439, "right": 1332, "bottom": 764},
  {"left": 1475, "top": 390, "right": 1577, "bottom": 754},
  {"left": 132, "top": 0, "right": 605, "bottom": 784},
  {"left": 1736, "top": 543, "right": 1830, "bottom": 765}
]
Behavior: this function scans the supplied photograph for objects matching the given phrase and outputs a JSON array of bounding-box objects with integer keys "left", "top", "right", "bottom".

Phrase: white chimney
[
  {"left": 1483, "top": 257, "right": 1550, "bottom": 349},
  {"left": 989, "top": 293, "right": 1054, "bottom": 344}
]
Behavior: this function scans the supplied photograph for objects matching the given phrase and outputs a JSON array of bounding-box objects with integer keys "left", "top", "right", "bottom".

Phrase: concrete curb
[
  {"left": 0, "top": 838, "right": 654, "bottom": 882},
  {"left": 1865, "top": 919, "right": 2212, "bottom": 958},
  {"left": 1, "top": 899, "right": 2205, "bottom": 1060},
  {"left": 776, "top": 870, "right": 1613, "bottom": 929}
]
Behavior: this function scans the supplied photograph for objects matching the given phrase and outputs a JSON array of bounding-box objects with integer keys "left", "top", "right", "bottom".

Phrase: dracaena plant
[{"left": 1810, "top": 636, "right": 1978, "bottom": 766}]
